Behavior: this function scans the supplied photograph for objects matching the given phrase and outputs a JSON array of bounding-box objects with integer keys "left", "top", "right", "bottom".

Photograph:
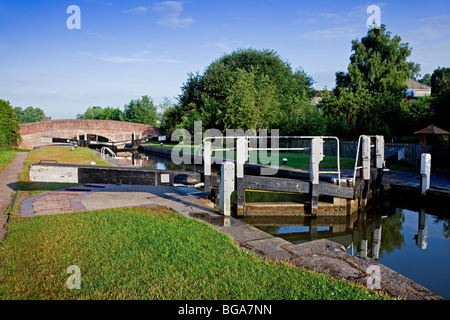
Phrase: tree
[
  {"left": 77, "top": 106, "right": 123, "bottom": 121},
  {"left": 123, "top": 95, "right": 158, "bottom": 126},
  {"left": 407, "top": 62, "right": 421, "bottom": 80},
  {"left": 323, "top": 25, "right": 414, "bottom": 140},
  {"left": 165, "top": 48, "right": 320, "bottom": 135},
  {"left": 0, "top": 99, "right": 21, "bottom": 148},
  {"left": 335, "top": 25, "right": 412, "bottom": 95},
  {"left": 418, "top": 73, "right": 432, "bottom": 86},
  {"left": 430, "top": 67, "right": 450, "bottom": 97},
  {"left": 431, "top": 67, "right": 450, "bottom": 130},
  {"left": 13, "top": 106, "right": 46, "bottom": 124},
  {"left": 99, "top": 107, "right": 123, "bottom": 121}
]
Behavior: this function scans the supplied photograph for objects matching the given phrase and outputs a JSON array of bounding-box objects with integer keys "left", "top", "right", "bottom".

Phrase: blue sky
[{"left": 1, "top": 0, "right": 449, "bottom": 119}]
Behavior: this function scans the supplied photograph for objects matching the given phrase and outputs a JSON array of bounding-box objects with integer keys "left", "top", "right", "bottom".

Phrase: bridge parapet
[{"left": 19, "top": 119, "right": 160, "bottom": 150}]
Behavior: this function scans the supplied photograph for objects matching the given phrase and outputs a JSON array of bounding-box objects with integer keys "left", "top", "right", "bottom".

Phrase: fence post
[
  {"left": 219, "top": 162, "right": 235, "bottom": 216},
  {"left": 420, "top": 153, "right": 431, "bottom": 196}
]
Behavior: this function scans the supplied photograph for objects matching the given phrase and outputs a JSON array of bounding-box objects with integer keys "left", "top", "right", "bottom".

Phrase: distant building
[{"left": 405, "top": 79, "right": 431, "bottom": 100}]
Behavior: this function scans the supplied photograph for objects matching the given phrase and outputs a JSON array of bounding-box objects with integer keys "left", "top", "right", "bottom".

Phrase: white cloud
[
  {"left": 122, "top": 6, "right": 148, "bottom": 15},
  {"left": 71, "top": 51, "right": 185, "bottom": 64},
  {"left": 299, "top": 25, "right": 359, "bottom": 41},
  {"left": 153, "top": 1, "right": 194, "bottom": 29}
]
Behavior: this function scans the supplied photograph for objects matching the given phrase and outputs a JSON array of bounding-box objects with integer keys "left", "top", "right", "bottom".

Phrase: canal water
[{"left": 115, "top": 151, "right": 450, "bottom": 299}]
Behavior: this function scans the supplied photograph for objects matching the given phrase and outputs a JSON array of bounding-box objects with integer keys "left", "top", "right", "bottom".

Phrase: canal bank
[
  {"left": 20, "top": 181, "right": 444, "bottom": 300},
  {"left": 19, "top": 145, "right": 441, "bottom": 300}
]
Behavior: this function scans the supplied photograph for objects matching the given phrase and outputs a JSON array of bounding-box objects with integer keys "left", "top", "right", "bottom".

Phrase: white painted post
[
  {"left": 310, "top": 137, "right": 324, "bottom": 185},
  {"left": 375, "top": 135, "right": 384, "bottom": 169},
  {"left": 219, "top": 162, "right": 235, "bottom": 216},
  {"left": 204, "top": 140, "right": 212, "bottom": 193},
  {"left": 361, "top": 135, "right": 371, "bottom": 180},
  {"left": 236, "top": 138, "right": 248, "bottom": 179},
  {"left": 236, "top": 138, "right": 248, "bottom": 215},
  {"left": 420, "top": 153, "right": 431, "bottom": 195},
  {"left": 310, "top": 138, "right": 324, "bottom": 211}
]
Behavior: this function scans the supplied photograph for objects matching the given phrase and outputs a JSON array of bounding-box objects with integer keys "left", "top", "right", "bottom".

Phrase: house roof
[
  {"left": 406, "top": 79, "right": 431, "bottom": 90},
  {"left": 414, "top": 124, "right": 450, "bottom": 135}
]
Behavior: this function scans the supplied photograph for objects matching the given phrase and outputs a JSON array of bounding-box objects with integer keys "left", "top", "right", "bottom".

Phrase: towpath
[{"left": 0, "top": 152, "right": 28, "bottom": 241}]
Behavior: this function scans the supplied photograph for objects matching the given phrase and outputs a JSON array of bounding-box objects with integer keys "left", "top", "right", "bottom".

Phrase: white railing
[
  {"left": 101, "top": 146, "right": 116, "bottom": 159},
  {"left": 202, "top": 135, "right": 342, "bottom": 186}
]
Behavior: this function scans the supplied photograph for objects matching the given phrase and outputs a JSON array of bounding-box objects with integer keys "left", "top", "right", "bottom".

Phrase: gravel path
[{"left": 0, "top": 152, "right": 28, "bottom": 242}]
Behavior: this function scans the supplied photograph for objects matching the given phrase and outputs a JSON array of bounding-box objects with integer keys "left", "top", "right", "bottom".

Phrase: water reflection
[
  {"left": 115, "top": 152, "right": 203, "bottom": 172},
  {"left": 247, "top": 207, "right": 445, "bottom": 260},
  {"left": 248, "top": 207, "right": 450, "bottom": 299}
]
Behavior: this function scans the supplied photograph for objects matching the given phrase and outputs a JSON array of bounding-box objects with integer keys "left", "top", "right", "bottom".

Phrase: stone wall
[{"left": 19, "top": 119, "right": 160, "bottom": 150}]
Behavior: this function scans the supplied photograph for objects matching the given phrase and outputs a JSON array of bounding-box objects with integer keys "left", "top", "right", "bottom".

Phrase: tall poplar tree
[{"left": 323, "top": 25, "right": 414, "bottom": 140}]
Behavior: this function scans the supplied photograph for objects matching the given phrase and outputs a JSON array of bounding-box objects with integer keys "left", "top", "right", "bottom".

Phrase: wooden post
[
  {"left": 236, "top": 138, "right": 248, "bottom": 216},
  {"left": 204, "top": 140, "right": 212, "bottom": 193},
  {"left": 420, "top": 153, "right": 431, "bottom": 196},
  {"left": 219, "top": 162, "right": 235, "bottom": 216},
  {"left": 310, "top": 137, "right": 324, "bottom": 213}
]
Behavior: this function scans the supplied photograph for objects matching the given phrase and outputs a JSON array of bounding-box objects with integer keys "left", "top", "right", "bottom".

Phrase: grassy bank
[{"left": 0, "top": 206, "right": 391, "bottom": 300}]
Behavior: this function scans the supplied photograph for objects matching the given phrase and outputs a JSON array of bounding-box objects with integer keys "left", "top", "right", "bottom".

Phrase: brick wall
[{"left": 19, "top": 119, "right": 160, "bottom": 150}]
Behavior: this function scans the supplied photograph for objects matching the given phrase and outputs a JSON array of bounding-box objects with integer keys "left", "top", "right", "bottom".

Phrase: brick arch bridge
[{"left": 19, "top": 119, "right": 160, "bottom": 150}]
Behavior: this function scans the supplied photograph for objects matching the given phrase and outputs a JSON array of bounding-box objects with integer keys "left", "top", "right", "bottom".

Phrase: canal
[{"left": 115, "top": 151, "right": 450, "bottom": 299}]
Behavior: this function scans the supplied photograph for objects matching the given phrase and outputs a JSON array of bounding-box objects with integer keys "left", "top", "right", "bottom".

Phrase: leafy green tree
[
  {"left": 419, "top": 73, "right": 432, "bottom": 86},
  {"left": 407, "top": 62, "right": 421, "bottom": 80},
  {"left": 166, "top": 48, "right": 320, "bottom": 135},
  {"left": 0, "top": 99, "right": 22, "bottom": 148},
  {"left": 430, "top": 67, "right": 450, "bottom": 97},
  {"left": 123, "top": 95, "right": 158, "bottom": 126},
  {"left": 99, "top": 107, "right": 123, "bottom": 121},
  {"left": 323, "top": 25, "right": 415, "bottom": 140},
  {"left": 335, "top": 25, "right": 411, "bottom": 94},
  {"left": 77, "top": 106, "right": 124, "bottom": 121},
  {"left": 78, "top": 106, "right": 104, "bottom": 120},
  {"left": 422, "top": 67, "right": 450, "bottom": 129},
  {"left": 13, "top": 106, "right": 46, "bottom": 124}
]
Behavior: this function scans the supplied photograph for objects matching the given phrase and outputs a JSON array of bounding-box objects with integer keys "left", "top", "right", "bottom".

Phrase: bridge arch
[{"left": 19, "top": 119, "right": 160, "bottom": 150}]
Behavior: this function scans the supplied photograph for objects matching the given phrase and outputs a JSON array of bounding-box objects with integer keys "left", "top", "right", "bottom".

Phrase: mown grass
[
  {"left": 0, "top": 206, "right": 391, "bottom": 300},
  {"left": 18, "top": 146, "right": 115, "bottom": 195}
]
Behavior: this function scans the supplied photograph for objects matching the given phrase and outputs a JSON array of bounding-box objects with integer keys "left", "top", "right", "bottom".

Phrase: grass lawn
[
  {"left": 18, "top": 146, "right": 115, "bottom": 195},
  {"left": 0, "top": 206, "right": 391, "bottom": 300}
]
